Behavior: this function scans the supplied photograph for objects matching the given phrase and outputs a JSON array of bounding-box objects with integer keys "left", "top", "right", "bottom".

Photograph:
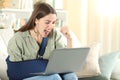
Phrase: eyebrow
[{"left": 45, "top": 20, "right": 57, "bottom": 22}]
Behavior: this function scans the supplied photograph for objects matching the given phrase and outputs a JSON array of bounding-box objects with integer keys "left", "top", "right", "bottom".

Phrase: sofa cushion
[
  {"left": 78, "top": 51, "right": 120, "bottom": 80},
  {"left": 0, "top": 50, "right": 9, "bottom": 80},
  {"left": 0, "top": 35, "right": 8, "bottom": 58},
  {"left": 76, "top": 43, "right": 101, "bottom": 78},
  {"left": 111, "top": 59, "right": 120, "bottom": 80},
  {"left": 0, "top": 29, "right": 14, "bottom": 80},
  {"left": 99, "top": 51, "right": 120, "bottom": 80},
  {"left": 0, "top": 29, "right": 14, "bottom": 46}
]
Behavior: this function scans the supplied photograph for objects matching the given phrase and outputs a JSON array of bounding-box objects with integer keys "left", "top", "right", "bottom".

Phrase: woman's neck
[{"left": 29, "top": 28, "right": 43, "bottom": 44}]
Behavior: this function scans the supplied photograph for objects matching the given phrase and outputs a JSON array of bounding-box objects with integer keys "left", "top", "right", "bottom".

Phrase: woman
[{"left": 6, "top": 2, "right": 78, "bottom": 80}]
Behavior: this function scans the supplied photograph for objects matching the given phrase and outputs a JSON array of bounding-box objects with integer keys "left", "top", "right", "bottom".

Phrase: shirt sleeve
[
  {"left": 7, "top": 35, "right": 24, "bottom": 62},
  {"left": 43, "top": 28, "right": 67, "bottom": 59},
  {"left": 54, "top": 28, "right": 67, "bottom": 49}
]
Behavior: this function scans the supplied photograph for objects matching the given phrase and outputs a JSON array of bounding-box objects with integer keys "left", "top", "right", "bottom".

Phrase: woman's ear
[{"left": 35, "top": 18, "right": 39, "bottom": 25}]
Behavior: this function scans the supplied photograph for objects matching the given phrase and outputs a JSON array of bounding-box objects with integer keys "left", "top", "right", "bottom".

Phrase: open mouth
[{"left": 44, "top": 30, "right": 50, "bottom": 35}]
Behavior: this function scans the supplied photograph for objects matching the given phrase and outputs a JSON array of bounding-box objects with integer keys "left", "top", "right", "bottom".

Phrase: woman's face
[{"left": 35, "top": 13, "right": 57, "bottom": 37}]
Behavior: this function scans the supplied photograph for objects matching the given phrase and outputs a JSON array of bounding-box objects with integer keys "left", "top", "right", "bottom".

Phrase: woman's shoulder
[
  {"left": 11, "top": 31, "right": 29, "bottom": 40},
  {"left": 9, "top": 31, "right": 29, "bottom": 43},
  {"left": 14, "top": 31, "right": 29, "bottom": 37}
]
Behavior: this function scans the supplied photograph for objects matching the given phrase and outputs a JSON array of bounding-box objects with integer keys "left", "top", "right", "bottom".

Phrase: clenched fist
[{"left": 60, "top": 26, "right": 73, "bottom": 48}]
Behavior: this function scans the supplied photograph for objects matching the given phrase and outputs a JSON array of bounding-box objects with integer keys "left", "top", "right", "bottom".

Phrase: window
[{"left": 96, "top": 0, "right": 120, "bottom": 16}]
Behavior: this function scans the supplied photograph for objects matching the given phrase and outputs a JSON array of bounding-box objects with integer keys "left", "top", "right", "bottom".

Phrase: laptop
[{"left": 31, "top": 47, "right": 90, "bottom": 75}]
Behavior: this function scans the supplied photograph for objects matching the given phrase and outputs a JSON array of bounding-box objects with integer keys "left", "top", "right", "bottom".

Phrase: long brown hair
[{"left": 15, "top": 2, "right": 56, "bottom": 32}]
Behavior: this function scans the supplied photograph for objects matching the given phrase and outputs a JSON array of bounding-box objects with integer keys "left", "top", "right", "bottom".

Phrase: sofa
[{"left": 0, "top": 29, "right": 120, "bottom": 80}]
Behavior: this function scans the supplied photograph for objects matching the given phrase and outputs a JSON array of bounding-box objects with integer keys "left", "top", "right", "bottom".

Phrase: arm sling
[{"left": 6, "top": 37, "right": 48, "bottom": 80}]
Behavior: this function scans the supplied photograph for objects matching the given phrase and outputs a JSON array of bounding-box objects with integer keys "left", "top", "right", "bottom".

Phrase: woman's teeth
[{"left": 44, "top": 30, "right": 49, "bottom": 34}]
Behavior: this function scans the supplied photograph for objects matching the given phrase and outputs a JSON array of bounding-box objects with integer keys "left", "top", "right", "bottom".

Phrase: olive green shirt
[{"left": 7, "top": 28, "right": 67, "bottom": 62}]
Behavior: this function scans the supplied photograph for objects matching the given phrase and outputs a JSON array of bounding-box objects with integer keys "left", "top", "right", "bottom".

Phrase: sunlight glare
[{"left": 96, "top": 0, "right": 120, "bottom": 16}]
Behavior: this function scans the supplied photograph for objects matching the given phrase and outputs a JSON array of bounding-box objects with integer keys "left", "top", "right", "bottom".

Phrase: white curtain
[{"left": 63, "top": 0, "right": 120, "bottom": 55}]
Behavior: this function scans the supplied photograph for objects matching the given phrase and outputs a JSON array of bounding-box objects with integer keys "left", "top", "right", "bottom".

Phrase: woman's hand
[{"left": 60, "top": 26, "right": 73, "bottom": 48}]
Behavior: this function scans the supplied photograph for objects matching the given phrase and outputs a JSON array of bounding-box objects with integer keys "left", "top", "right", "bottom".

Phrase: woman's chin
[
  {"left": 42, "top": 32, "right": 50, "bottom": 37},
  {"left": 42, "top": 34, "right": 48, "bottom": 37}
]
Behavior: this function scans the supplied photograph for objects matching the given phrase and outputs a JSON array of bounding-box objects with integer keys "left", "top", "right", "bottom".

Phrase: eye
[
  {"left": 52, "top": 21, "right": 56, "bottom": 24},
  {"left": 45, "top": 21, "right": 50, "bottom": 24}
]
